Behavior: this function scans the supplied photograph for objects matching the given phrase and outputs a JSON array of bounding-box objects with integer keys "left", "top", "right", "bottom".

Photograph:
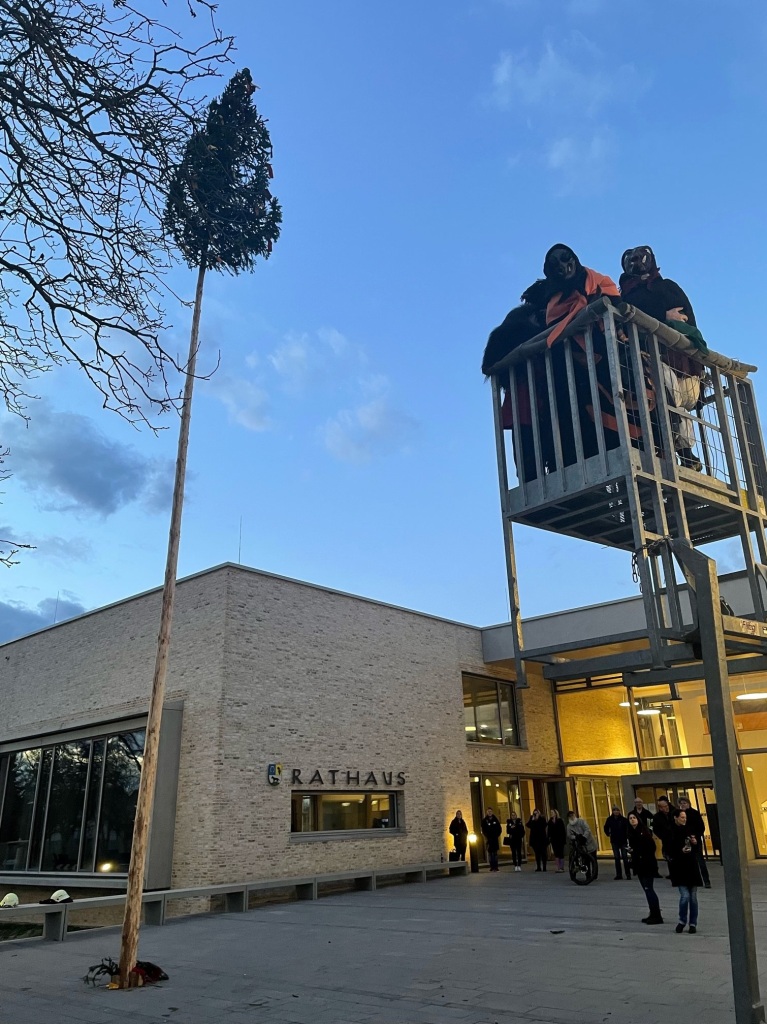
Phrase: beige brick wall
[
  {"left": 1, "top": 569, "right": 229, "bottom": 891},
  {"left": 209, "top": 567, "right": 560, "bottom": 881},
  {"left": 0, "top": 564, "right": 562, "bottom": 895}
]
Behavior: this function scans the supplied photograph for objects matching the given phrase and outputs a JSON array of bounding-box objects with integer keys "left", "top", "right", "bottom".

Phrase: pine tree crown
[{"left": 163, "top": 69, "right": 282, "bottom": 272}]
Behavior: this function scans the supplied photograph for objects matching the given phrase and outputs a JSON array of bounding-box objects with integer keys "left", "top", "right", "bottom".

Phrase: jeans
[
  {"left": 612, "top": 844, "right": 631, "bottom": 878},
  {"left": 510, "top": 840, "right": 523, "bottom": 866},
  {"left": 455, "top": 846, "right": 466, "bottom": 862},
  {"left": 678, "top": 886, "right": 699, "bottom": 926},
  {"left": 534, "top": 848, "right": 547, "bottom": 871},
  {"left": 638, "top": 875, "right": 660, "bottom": 916},
  {"left": 488, "top": 849, "right": 499, "bottom": 870}
]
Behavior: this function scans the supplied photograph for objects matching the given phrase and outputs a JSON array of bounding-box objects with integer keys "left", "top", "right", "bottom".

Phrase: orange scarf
[{"left": 546, "top": 269, "right": 620, "bottom": 348}]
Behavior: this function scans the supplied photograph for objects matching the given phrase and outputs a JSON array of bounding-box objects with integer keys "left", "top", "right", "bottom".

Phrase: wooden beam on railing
[{"left": 485, "top": 297, "right": 757, "bottom": 379}]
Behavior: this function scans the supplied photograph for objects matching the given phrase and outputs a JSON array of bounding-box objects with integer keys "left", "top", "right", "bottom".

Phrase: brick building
[
  {"left": 0, "top": 563, "right": 560, "bottom": 896},
  {"left": 3, "top": 561, "right": 767, "bottom": 901}
]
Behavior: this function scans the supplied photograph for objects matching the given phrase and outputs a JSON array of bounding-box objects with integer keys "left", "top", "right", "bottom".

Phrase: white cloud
[
  {"left": 205, "top": 374, "right": 270, "bottom": 432},
  {"left": 491, "top": 41, "right": 612, "bottom": 117},
  {"left": 488, "top": 34, "right": 642, "bottom": 189},
  {"left": 268, "top": 332, "right": 311, "bottom": 385},
  {"left": 321, "top": 379, "right": 417, "bottom": 464},
  {"left": 546, "top": 131, "right": 613, "bottom": 193}
]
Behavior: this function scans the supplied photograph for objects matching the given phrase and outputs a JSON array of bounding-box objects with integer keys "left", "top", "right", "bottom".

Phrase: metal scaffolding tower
[{"left": 487, "top": 297, "right": 766, "bottom": 1024}]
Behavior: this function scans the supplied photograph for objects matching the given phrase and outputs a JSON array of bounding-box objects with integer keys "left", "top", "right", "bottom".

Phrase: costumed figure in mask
[
  {"left": 542, "top": 245, "right": 633, "bottom": 461},
  {"left": 482, "top": 279, "right": 553, "bottom": 483},
  {"left": 620, "top": 246, "right": 707, "bottom": 471}
]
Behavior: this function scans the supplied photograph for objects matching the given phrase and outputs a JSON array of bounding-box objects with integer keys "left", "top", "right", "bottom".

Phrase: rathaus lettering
[{"left": 290, "top": 769, "right": 406, "bottom": 786}]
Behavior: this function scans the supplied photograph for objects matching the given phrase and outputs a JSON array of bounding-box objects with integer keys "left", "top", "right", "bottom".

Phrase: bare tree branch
[{"left": 0, "top": 0, "right": 234, "bottom": 425}]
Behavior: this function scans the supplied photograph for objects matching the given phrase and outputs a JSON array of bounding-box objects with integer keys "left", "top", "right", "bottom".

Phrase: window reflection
[
  {"left": 96, "top": 731, "right": 145, "bottom": 873},
  {"left": 463, "top": 674, "right": 519, "bottom": 746},
  {"left": 0, "top": 728, "right": 144, "bottom": 875},
  {"left": 41, "top": 742, "right": 91, "bottom": 872},
  {"left": 0, "top": 749, "right": 40, "bottom": 871}
]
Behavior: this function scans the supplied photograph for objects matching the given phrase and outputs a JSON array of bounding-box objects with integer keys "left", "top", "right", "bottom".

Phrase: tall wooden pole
[{"left": 118, "top": 253, "right": 208, "bottom": 987}]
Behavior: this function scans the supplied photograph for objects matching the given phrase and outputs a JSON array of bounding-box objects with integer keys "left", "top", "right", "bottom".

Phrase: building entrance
[
  {"left": 632, "top": 781, "right": 720, "bottom": 858},
  {"left": 469, "top": 775, "right": 567, "bottom": 864}
]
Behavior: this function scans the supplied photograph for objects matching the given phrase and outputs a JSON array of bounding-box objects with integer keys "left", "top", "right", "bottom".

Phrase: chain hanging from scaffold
[{"left": 631, "top": 551, "right": 642, "bottom": 591}]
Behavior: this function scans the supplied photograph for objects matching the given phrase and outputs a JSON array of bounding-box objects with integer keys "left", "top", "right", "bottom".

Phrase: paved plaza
[{"left": 1, "top": 862, "right": 766, "bottom": 1024}]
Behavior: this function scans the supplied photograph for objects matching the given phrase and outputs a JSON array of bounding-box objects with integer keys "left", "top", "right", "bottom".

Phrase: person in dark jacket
[
  {"left": 543, "top": 245, "right": 623, "bottom": 461},
  {"left": 627, "top": 811, "right": 663, "bottom": 924},
  {"left": 678, "top": 796, "right": 711, "bottom": 888},
  {"left": 483, "top": 280, "right": 551, "bottom": 483},
  {"left": 448, "top": 809, "right": 468, "bottom": 861},
  {"left": 507, "top": 816, "right": 525, "bottom": 871},
  {"left": 481, "top": 808, "right": 503, "bottom": 872},
  {"left": 631, "top": 797, "right": 654, "bottom": 831},
  {"left": 668, "top": 809, "right": 703, "bottom": 932},
  {"left": 651, "top": 795, "right": 678, "bottom": 877},
  {"left": 604, "top": 806, "right": 631, "bottom": 880},
  {"left": 547, "top": 809, "right": 567, "bottom": 872},
  {"left": 527, "top": 809, "right": 549, "bottom": 871},
  {"left": 620, "top": 246, "right": 706, "bottom": 470}
]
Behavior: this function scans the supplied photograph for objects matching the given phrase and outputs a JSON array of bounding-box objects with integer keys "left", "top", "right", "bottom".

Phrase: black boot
[{"left": 643, "top": 913, "right": 664, "bottom": 925}]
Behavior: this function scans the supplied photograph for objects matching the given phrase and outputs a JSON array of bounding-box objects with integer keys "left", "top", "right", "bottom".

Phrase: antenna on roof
[{"left": 52, "top": 591, "right": 60, "bottom": 624}]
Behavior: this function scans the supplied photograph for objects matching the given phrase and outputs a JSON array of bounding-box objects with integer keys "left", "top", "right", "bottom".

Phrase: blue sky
[{"left": 4, "top": 0, "right": 767, "bottom": 641}]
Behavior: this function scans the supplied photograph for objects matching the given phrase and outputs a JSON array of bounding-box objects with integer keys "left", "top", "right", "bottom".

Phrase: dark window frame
[
  {"left": 0, "top": 727, "right": 145, "bottom": 876},
  {"left": 290, "top": 790, "right": 399, "bottom": 834},
  {"left": 463, "top": 673, "right": 520, "bottom": 746}
]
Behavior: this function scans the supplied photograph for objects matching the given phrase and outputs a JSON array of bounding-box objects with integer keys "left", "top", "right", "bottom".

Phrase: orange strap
[{"left": 546, "top": 270, "right": 620, "bottom": 348}]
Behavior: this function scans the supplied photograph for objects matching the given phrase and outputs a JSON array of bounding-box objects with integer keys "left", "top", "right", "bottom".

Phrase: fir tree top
[{"left": 163, "top": 69, "right": 282, "bottom": 272}]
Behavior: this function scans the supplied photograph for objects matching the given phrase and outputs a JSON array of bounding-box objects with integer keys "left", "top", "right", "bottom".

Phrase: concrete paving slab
[{"left": 0, "top": 862, "right": 765, "bottom": 1023}]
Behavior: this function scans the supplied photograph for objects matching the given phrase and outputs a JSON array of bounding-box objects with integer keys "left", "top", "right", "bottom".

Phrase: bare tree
[{"left": 0, "top": 0, "right": 233, "bottom": 424}]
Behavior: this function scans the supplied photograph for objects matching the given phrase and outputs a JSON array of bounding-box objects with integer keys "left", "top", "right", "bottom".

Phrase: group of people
[
  {"left": 604, "top": 795, "right": 710, "bottom": 932},
  {"left": 448, "top": 806, "right": 594, "bottom": 875},
  {"left": 482, "top": 244, "right": 709, "bottom": 481},
  {"left": 449, "top": 792, "right": 711, "bottom": 933}
]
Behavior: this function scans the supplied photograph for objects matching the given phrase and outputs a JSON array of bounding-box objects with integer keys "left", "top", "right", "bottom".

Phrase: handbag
[
  {"left": 502, "top": 836, "right": 512, "bottom": 846},
  {"left": 448, "top": 850, "right": 460, "bottom": 862}
]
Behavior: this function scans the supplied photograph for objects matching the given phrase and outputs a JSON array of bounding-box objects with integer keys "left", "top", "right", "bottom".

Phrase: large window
[
  {"left": 291, "top": 792, "right": 397, "bottom": 833},
  {"left": 463, "top": 674, "right": 519, "bottom": 745},
  {"left": 0, "top": 728, "right": 145, "bottom": 874}
]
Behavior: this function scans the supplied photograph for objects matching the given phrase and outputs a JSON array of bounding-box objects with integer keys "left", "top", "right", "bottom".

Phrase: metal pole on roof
[{"left": 672, "top": 540, "right": 765, "bottom": 1024}]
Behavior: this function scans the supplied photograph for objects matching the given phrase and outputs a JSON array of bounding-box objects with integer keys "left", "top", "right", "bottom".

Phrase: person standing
[
  {"left": 668, "top": 808, "right": 703, "bottom": 933},
  {"left": 678, "top": 796, "right": 711, "bottom": 889},
  {"left": 448, "top": 809, "right": 468, "bottom": 861},
  {"left": 651, "top": 795, "right": 678, "bottom": 877},
  {"left": 547, "top": 809, "right": 567, "bottom": 872},
  {"left": 527, "top": 809, "right": 549, "bottom": 872},
  {"left": 507, "top": 816, "right": 525, "bottom": 871},
  {"left": 626, "top": 811, "right": 663, "bottom": 924},
  {"left": 631, "top": 797, "right": 654, "bottom": 832},
  {"left": 481, "top": 807, "right": 502, "bottom": 872},
  {"left": 604, "top": 806, "right": 631, "bottom": 880}
]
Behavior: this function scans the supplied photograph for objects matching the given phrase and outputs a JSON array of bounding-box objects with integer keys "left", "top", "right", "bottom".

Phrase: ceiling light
[
  {"left": 637, "top": 708, "right": 661, "bottom": 716},
  {"left": 736, "top": 693, "right": 767, "bottom": 701},
  {"left": 746, "top": 767, "right": 755, "bottom": 773},
  {"left": 619, "top": 701, "right": 639, "bottom": 708}
]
